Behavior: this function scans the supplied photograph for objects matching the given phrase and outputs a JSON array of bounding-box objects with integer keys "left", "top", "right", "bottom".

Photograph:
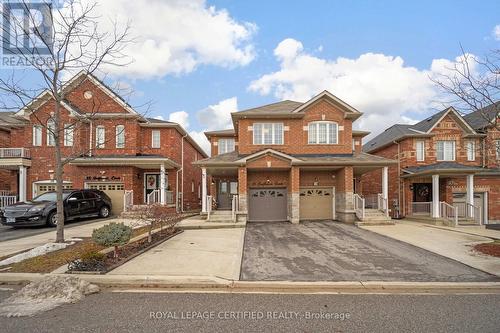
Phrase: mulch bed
[{"left": 473, "top": 241, "right": 500, "bottom": 258}]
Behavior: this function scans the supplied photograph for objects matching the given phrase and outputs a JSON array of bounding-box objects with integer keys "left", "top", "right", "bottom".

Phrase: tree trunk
[
  {"left": 54, "top": 100, "right": 65, "bottom": 243},
  {"left": 114, "top": 245, "right": 119, "bottom": 258}
]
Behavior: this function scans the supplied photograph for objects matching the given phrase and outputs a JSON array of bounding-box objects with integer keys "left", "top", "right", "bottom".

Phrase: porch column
[
  {"left": 19, "top": 166, "right": 27, "bottom": 202},
  {"left": 382, "top": 166, "right": 388, "bottom": 211},
  {"left": 201, "top": 167, "right": 207, "bottom": 213},
  {"left": 160, "top": 163, "right": 166, "bottom": 205},
  {"left": 466, "top": 174, "right": 474, "bottom": 218},
  {"left": 432, "top": 174, "right": 440, "bottom": 218}
]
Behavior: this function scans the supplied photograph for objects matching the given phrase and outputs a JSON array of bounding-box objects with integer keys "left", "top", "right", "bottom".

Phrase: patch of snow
[
  {"left": 0, "top": 243, "right": 69, "bottom": 266},
  {"left": 0, "top": 276, "right": 99, "bottom": 317},
  {"left": 68, "top": 238, "right": 83, "bottom": 242}
]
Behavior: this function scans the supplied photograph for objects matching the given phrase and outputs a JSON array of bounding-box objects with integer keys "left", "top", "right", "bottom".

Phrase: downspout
[{"left": 393, "top": 140, "right": 401, "bottom": 216}]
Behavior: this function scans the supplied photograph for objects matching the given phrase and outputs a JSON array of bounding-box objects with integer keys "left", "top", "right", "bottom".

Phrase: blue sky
[{"left": 2, "top": 0, "right": 500, "bottom": 153}]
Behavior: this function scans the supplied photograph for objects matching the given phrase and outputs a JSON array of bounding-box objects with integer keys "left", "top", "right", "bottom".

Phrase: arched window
[
  {"left": 47, "top": 119, "right": 56, "bottom": 146},
  {"left": 308, "top": 121, "right": 338, "bottom": 144}
]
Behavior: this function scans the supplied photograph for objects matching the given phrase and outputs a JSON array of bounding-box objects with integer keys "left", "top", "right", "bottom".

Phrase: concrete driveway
[{"left": 240, "top": 221, "right": 498, "bottom": 282}]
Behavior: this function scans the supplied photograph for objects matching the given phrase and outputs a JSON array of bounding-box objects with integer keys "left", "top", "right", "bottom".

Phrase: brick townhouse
[
  {"left": 0, "top": 72, "right": 207, "bottom": 215},
  {"left": 361, "top": 105, "right": 500, "bottom": 224},
  {"left": 194, "top": 91, "right": 396, "bottom": 224}
]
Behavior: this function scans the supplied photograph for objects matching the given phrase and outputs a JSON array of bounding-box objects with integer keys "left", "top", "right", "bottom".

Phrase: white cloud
[
  {"left": 493, "top": 25, "right": 500, "bottom": 40},
  {"left": 249, "top": 38, "right": 472, "bottom": 139},
  {"left": 64, "top": 0, "right": 256, "bottom": 79},
  {"left": 168, "top": 111, "right": 190, "bottom": 130},
  {"left": 153, "top": 115, "right": 164, "bottom": 120},
  {"left": 197, "top": 97, "right": 238, "bottom": 131},
  {"left": 189, "top": 130, "right": 211, "bottom": 156}
]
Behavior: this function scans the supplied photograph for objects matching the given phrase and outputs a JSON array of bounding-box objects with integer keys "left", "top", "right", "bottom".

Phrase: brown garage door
[
  {"left": 299, "top": 187, "right": 334, "bottom": 220},
  {"left": 248, "top": 188, "right": 287, "bottom": 222},
  {"left": 86, "top": 183, "right": 124, "bottom": 216}
]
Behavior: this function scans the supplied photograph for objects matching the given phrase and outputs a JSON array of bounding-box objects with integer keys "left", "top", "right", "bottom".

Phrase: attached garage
[
  {"left": 86, "top": 182, "right": 125, "bottom": 216},
  {"left": 33, "top": 181, "right": 72, "bottom": 198},
  {"left": 248, "top": 188, "right": 287, "bottom": 222},
  {"left": 299, "top": 187, "right": 335, "bottom": 220}
]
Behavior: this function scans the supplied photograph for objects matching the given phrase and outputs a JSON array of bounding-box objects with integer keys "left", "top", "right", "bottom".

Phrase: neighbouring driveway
[
  {"left": 108, "top": 228, "right": 245, "bottom": 280},
  {"left": 240, "top": 221, "right": 498, "bottom": 282}
]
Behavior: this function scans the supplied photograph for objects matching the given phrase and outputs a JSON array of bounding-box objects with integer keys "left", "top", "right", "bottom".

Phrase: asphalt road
[
  {"left": 241, "top": 221, "right": 498, "bottom": 282},
  {"left": 0, "top": 216, "right": 113, "bottom": 242},
  {"left": 1, "top": 290, "right": 500, "bottom": 332}
]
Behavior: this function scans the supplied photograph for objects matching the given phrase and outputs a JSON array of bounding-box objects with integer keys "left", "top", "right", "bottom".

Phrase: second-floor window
[
  {"left": 64, "top": 124, "right": 74, "bottom": 147},
  {"left": 218, "top": 138, "right": 235, "bottom": 154},
  {"left": 152, "top": 130, "right": 160, "bottom": 148},
  {"left": 96, "top": 126, "right": 105, "bottom": 148},
  {"left": 436, "top": 140, "right": 455, "bottom": 161},
  {"left": 33, "top": 125, "right": 42, "bottom": 146},
  {"left": 253, "top": 123, "right": 283, "bottom": 145},
  {"left": 47, "top": 119, "right": 56, "bottom": 146},
  {"left": 416, "top": 140, "right": 425, "bottom": 161},
  {"left": 466, "top": 141, "right": 475, "bottom": 161},
  {"left": 308, "top": 122, "right": 338, "bottom": 144},
  {"left": 116, "top": 125, "right": 125, "bottom": 148}
]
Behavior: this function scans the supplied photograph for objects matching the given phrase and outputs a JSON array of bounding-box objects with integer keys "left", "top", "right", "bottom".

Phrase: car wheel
[
  {"left": 46, "top": 211, "right": 58, "bottom": 227},
  {"left": 99, "top": 206, "right": 110, "bottom": 218}
]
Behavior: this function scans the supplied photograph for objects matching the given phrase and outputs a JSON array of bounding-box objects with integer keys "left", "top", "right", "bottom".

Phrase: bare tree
[
  {"left": 431, "top": 46, "right": 500, "bottom": 128},
  {"left": 0, "top": 0, "right": 134, "bottom": 243}
]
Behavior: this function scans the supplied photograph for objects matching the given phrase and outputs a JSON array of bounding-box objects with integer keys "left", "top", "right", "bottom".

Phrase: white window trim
[
  {"left": 252, "top": 123, "right": 284, "bottom": 145},
  {"left": 96, "top": 126, "right": 105, "bottom": 148},
  {"left": 63, "top": 124, "right": 74, "bottom": 147},
  {"left": 33, "top": 125, "right": 42, "bottom": 146},
  {"left": 308, "top": 121, "right": 338, "bottom": 145},
  {"left": 416, "top": 140, "right": 425, "bottom": 162},
  {"left": 116, "top": 125, "right": 125, "bottom": 149},
  {"left": 466, "top": 140, "right": 475, "bottom": 161},
  {"left": 151, "top": 130, "right": 160, "bottom": 149},
  {"left": 218, "top": 138, "right": 235, "bottom": 154},
  {"left": 436, "top": 140, "right": 456, "bottom": 161},
  {"left": 47, "top": 119, "right": 55, "bottom": 146}
]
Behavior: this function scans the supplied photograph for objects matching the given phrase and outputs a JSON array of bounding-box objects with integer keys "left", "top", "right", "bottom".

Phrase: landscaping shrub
[
  {"left": 92, "top": 223, "right": 132, "bottom": 258},
  {"left": 68, "top": 250, "right": 106, "bottom": 272}
]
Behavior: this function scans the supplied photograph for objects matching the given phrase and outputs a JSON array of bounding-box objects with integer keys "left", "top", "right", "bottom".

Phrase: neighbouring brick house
[
  {"left": 0, "top": 72, "right": 207, "bottom": 215},
  {"left": 194, "top": 91, "right": 396, "bottom": 224},
  {"left": 361, "top": 105, "right": 500, "bottom": 225}
]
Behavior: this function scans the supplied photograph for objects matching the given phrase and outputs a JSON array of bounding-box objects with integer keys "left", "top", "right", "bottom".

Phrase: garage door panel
[
  {"left": 86, "top": 183, "right": 124, "bottom": 216},
  {"left": 249, "top": 188, "right": 287, "bottom": 222},
  {"left": 300, "top": 188, "right": 334, "bottom": 220}
]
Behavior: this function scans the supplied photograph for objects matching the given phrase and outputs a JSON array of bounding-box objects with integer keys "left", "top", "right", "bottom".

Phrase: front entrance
[
  {"left": 86, "top": 182, "right": 124, "bottom": 216},
  {"left": 248, "top": 188, "right": 287, "bottom": 222},
  {"left": 299, "top": 187, "right": 335, "bottom": 220},
  {"left": 413, "top": 183, "right": 432, "bottom": 202},
  {"left": 144, "top": 173, "right": 160, "bottom": 203},
  {"left": 217, "top": 180, "right": 237, "bottom": 210}
]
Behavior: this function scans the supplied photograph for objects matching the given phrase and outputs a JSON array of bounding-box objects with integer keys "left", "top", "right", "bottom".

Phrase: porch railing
[
  {"left": 147, "top": 189, "right": 160, "bottom": 205},
  {"left": 206, "top": 195, "right": 213, "bottom": 220},
  {"left": 353, "top": 193, "right": 365, "bottom": 220},
  {"left": 231, "top": 194, "right": 239, "bottom": 222},
  {"left": 440, "top": 201, "right": 458, "bottom": 226},
  {"left": 123, "top": 190, "right": 133, "bottom": 212},
  {"left": 363, "top": 194, "right": 378, "bottom": 209},
  {"left": 166, "top": 190, "right": 174, "bottom": 205},
  {"left": 454, "top": 202, "right": 482, "bottom": 225},
  {"left": 377, "top": 193, "right": 389, "bottom": 217},
  {"left": 0, "top": 148, "right": 30, "bottom": 158},
  {"left": 0, "top": 195, "right": 16, "bottom": 208},
  {"left": 411, "top": 202, "right": 432, "bottom": 216}
]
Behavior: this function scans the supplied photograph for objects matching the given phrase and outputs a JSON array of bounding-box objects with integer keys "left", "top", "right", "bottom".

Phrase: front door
[
  {"left": 144, "top": 173, "right": 160, "bottom": 203},
  {"left": 413, "top": 183, "right": 432, "bottom": 202},
  {"left": 217, "top": 181, "right": 237, "bottom": 210}
]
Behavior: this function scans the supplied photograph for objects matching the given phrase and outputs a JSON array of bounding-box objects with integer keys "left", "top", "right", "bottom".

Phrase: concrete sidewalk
[
  {"left": 0, "top": 218, "right": 145, "bottom": 256},
  {"left": 360, "top": 221, "right": 500, "bottom": 277},
  {"left": 108, "top": 228, "right": 245, "bottom": 280},
  {"left": 178, "top": 215, "right": 246, "bottom": 230}
]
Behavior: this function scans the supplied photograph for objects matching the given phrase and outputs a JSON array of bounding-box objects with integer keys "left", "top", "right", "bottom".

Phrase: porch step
[{"left": 356, "top": 209, "right": 394, "bottom": 226}]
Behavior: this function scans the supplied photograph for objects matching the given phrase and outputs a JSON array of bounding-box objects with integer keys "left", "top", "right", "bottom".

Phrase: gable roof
[
  {"left": 364, "top": 107, "right": 478, "bottom": 153},
  {"left": 463, "top": 102, "right": 500, "bottom": 130},
  {"left": 292, "top": 90, "right": 362, "bottom": 119},
  {"left": 233, "top": 100, "right": 303, "bottom": 117}
]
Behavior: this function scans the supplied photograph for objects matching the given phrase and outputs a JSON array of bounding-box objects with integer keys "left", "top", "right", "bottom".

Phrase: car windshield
[{"left": 32, "top": 192, "right": 70, "bottom": 202}]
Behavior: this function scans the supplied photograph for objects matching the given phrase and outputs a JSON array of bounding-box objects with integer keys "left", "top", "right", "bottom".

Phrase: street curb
[
  {"left": 1, "top": 273, "right": 500, "bottom": 293},
  {"left": 179, "top": 223, "right": 246, "bottom": 230}
]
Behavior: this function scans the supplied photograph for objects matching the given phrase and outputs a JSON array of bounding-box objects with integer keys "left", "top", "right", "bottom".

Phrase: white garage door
[
  {"left": 300, "top": 187, "right": 335, "bottom": 220},
  {"left": 86, "top": 183, "right": 125, "bottom": 216},
  {"left": 34, "top": 183, "right": 72, "bottom": 197}
]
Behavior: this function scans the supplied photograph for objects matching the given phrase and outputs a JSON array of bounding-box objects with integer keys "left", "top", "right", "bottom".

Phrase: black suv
[{"left": 0, "top": 189, "right": 112, "bottom": 227}]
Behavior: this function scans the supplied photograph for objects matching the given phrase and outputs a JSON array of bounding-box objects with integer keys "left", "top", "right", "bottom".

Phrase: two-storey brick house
[
  {"left": 0, "top": 72, "right": 207, "bottom": 215},
  {"left": 361, "top": 106, "right": 500, "bottom": 225},
  {"left": 194, "top": 91, "right": 396, "bottom": 224}
]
